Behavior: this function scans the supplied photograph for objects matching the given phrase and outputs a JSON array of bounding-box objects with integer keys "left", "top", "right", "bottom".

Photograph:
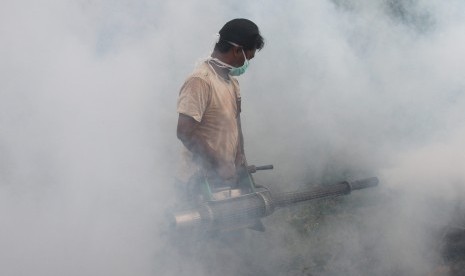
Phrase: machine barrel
[
  {"left": 273, "top": 177, "right": 379, "bottom": 208},
  {"left": 170, "top": 177, "right": 378, "bottom": 231}
]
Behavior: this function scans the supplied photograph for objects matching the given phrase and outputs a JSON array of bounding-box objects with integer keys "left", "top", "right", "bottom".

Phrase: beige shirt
[{"left": 176, "top": 61, "right": 241, "bottom": 182}]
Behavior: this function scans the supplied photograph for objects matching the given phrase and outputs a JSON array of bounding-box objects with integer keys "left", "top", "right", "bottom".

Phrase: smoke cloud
[{"left": 1, "top": 0, "right": 464, "bottom": 275}]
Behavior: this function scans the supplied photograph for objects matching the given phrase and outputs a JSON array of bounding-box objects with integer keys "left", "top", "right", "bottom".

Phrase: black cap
[{"left": 218, "top": 18, "right": 264, "bottom": 50}]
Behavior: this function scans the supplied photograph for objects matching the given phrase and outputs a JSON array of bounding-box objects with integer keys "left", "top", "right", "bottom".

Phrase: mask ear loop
[
  {"left": 225, "top": 40, "right": 240, "bottom": 47},
  {"left": 225, "top": 40, "right": 247, "bottom": 63}
]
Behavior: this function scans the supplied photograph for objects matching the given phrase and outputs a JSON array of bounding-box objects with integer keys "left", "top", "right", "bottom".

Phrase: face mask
[
  {"left": 229, "top": 49, "right": 249, "bottom": 76},
  {"left": 208, "top": 40, "right": 250, "bottom": 76}
]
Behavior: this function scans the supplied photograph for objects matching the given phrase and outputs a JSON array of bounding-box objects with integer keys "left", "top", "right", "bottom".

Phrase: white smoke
[{"left": 1, "top": 0, "right": 464, "bottom": 275}]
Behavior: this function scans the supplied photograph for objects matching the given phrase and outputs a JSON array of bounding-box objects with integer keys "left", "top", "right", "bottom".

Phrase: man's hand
[
  {"left": 207, "top": 161, "right": 238, "bottom": 187},
  {"left": 214, "top": 160, "right": 238, "bottom": 183}
]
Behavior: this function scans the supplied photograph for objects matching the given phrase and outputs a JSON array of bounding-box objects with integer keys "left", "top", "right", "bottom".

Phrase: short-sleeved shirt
[{"left": 176, "top": 61, "right": 241, "bottom": 183}]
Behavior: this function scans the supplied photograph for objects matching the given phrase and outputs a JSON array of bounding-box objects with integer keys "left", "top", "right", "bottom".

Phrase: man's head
[{"left": 213, "top": 18, "right": 265, "bottom": 68}]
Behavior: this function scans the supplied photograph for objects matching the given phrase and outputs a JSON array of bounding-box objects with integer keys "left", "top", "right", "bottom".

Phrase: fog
[{"left": 1, "top": 0, "right": 464, "bottom": 275}]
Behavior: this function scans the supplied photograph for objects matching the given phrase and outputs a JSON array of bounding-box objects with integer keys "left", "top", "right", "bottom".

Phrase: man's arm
[
  {"left": 235, "top": 113, "right": 246, "bottom": 167},
  {"left": 177, "top": 113, "right": 236, "bottom": 180},
  {"left": 177, "top": 113, "right": 217, "bottom": 168}
]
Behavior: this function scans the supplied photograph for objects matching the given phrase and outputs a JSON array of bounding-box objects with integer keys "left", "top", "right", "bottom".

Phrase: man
[{"left": 176, "top": 18, "right": 265, "bottom": 199}]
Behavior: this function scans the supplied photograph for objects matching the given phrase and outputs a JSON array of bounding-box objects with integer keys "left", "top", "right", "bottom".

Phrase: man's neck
[{"left": 210, "top": 51, "right": 232, "bottom": 80}]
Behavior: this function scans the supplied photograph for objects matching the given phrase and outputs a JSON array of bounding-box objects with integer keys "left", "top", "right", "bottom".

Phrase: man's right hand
[{"left": 215, "top": 161, "right": 237, "bottom": 182}]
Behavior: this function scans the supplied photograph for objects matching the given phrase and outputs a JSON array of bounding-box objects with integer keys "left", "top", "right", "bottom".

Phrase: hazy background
[{"left": 1, "top": 0, "right": 464, "bottom": 275}]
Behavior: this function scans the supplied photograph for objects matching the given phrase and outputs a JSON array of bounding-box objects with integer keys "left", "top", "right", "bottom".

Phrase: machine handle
[{"left": 248, "top": 164, "right": 274, "bottom": 173}]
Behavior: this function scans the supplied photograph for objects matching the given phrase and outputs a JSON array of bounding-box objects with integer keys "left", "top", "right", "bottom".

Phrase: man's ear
[{"left": 234, "top": 46, "right": 242, "bottom": 56}]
